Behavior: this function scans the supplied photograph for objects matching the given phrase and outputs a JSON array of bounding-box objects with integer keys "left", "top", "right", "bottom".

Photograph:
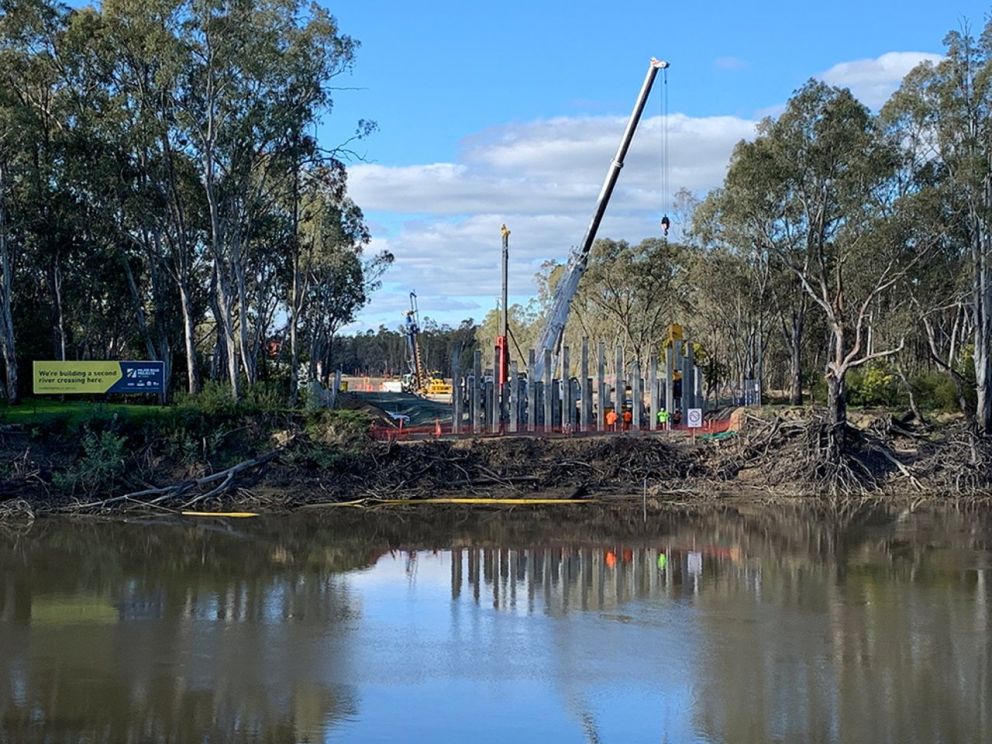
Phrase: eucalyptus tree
[
  {"left": 539, "top": 237, "right": 690, "bottom": 377},
  {"left": 579, "top": 237, "right": 690, "bottom": 368},
  {"left": 682, "top": 240, "right": 763, "bottom": 402},
  {"left": 0, "top": 0, "right": 75, "bottom": 363},
  {"left": 718, "top": 82, "right": 922, "bottom": 438},
  {"left": 172, "top": 0, "right": 360, "bottom": 399},
  {"left": 693, "top": 189, "right": 777, "bottom": 404},
  {"left": 90, "top": 0, "right": 213, "bottom": 395},
  {"left": 0, "top": 61, "right": 20, "bottom": 402},
  {"left": 884, "top": 23, "right": 992, "bottom": 433}
]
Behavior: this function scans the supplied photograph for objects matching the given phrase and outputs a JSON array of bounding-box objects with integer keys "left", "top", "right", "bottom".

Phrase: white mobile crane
[{"left": 531, "top": 57, "right": 669, "bottom": 381}]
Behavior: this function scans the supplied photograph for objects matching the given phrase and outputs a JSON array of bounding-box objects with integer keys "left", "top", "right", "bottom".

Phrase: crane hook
[{"left": 660, "top": 215, "right": 671, "bottom": 237}]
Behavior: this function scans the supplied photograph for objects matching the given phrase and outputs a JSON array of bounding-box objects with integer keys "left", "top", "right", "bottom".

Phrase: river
[{"left": 0, "top": 505, "right": 989, "bottom": 743}]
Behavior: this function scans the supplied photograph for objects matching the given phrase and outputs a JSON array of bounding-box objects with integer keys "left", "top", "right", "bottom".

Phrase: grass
[{"left": 0, "top": 397, "right": 168, "bottom": 427}]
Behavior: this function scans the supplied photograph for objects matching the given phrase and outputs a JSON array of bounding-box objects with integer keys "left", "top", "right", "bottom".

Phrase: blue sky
[{"left": 322, "top": 1, "right": 990, "bottom": 330}]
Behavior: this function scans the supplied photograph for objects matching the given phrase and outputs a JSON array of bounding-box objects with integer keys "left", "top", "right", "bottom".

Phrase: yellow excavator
[{"left": 402, "top": 291, "right": 452, "bottom": 397}]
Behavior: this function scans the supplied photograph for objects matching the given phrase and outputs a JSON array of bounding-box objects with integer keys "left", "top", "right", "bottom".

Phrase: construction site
[{"left": 336, "top": 58, "right": 731, "bottom": 444}]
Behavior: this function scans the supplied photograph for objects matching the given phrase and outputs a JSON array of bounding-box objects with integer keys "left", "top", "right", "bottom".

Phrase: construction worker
[
  {"left": 622, "top": 407, "right": 632, "bottom": 431},
  {"left": 658, "top": 407, "right": 669, "bottom": 429},
  {"left": 605, "top": 408, "right": 619, "bottom": 431}
]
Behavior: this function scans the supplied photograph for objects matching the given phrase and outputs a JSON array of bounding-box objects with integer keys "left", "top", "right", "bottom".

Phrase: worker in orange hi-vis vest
[
  {"left": 622, "top": 408, "right": 632, "bottom": 431},
  {"left": 605, "top": 409, "right": 619, "bottom": 431}
]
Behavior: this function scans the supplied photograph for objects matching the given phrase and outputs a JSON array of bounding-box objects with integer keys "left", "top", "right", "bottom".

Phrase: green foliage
[
  {"left": 908, "top": 371, "right": 962, "bottom": 413},
  {"left": 303, "top": 409, "right": 371, "bottom": 448},
  {"left": 0, "top": 399, "right": 164, "bottom": 430},
  {"left": 52, "top": 428, "right": 128, "bottom": 493},
  {"left": 289, "top": 409, "right": 372, "bottom": 469},
  {"left": 243, "top": 381, "right": 290, "bottom": 413},
  {"left": 175, "top": 381, "right": 288, "bottom": 415},
  {"left": 175, "top": 381, "right": 243, "bottom": 415},
  {"left": 847, "top": 364, "right": 900, "bottom": 408}
]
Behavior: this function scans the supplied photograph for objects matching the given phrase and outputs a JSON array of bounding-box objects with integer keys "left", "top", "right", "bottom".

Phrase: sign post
[
  {"left": 33, "top": 361, "right": 165, "bottom": 396},
  {"left": 687, "top": 407, "right": 703, "bottom": 443}
]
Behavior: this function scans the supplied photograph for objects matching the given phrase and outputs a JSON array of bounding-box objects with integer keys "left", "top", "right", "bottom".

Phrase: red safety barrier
[{"left": 370, "top": 416, "right": 733, "bottom": 442}]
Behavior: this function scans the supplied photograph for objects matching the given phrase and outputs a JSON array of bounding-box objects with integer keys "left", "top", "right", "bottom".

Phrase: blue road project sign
[
  {"left": 114, "top": 361, "right": 165, "bottom": 394},
  {"left": 33, "top": 361, "right": 165, "bottom": 395}
]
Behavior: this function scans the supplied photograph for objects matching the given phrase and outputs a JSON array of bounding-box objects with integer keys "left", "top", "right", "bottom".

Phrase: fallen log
[{"left": 65, "top": 449, "right": 282, "bottom": 512}]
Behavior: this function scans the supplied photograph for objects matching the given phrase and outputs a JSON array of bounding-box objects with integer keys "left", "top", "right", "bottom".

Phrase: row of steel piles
[{"left": 450, "top": 337, "right": 700, "bottom": 434}]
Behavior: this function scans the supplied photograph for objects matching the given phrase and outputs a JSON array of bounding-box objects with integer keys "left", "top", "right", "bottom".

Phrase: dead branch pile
[
  {"left": 908, "top": 421, "right": 992, "bottom": 496},
  {"left": 54, "top": 448, "right": 283, "bottom": 515},
  {"left": 0, "top": 447, "right": 45, "bottom": 500},
  {"left": 296, "top": 435, "right": 707, "bottom": 502},
  {"left": 713, "top": 411, "right": 907, "bottom": 497}
]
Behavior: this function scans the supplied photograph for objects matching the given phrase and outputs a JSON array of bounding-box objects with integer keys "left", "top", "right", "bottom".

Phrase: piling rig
[{"left": 402, "top": 292, "right": 452, "bottom": 397}]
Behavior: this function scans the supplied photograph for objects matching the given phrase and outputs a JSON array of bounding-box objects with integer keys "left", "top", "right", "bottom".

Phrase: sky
[{"left": 322, "top": 0, "right": 991, "bottom": 332}]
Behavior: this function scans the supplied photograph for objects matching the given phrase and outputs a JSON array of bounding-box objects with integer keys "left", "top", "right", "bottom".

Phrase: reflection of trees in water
[
  {"left": 442, "top": 507, "right": 992, "bottom": 743},
  {"left": 686, "top": 508, "right": 992, "bottom": 744},
  {"left": 0, "top": 519, "right": 372, "bottom": 742},
  {"left": 0, "top": 507, "right": 989, "bottom": 742}
]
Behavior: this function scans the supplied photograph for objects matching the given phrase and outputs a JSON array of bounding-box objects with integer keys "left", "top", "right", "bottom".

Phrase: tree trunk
[
  {"left": 123, "top": 255, "right": 157, "bottom": 360},
  {"left": 148, "top": 253, "right": 173, "bottom": 404},
  {"left": 232, "top": 238, "right": 256, "bottom": 387},
  {"left": 216, "top": 271, "right": 240, "bottom": 400},
  {"left": 179, "top": 280, "right": 200, "bottom": 394},
  {"left": 201, "top": 85, "right": 239, "bottom": 401},
  {"left": 208, "top": 264, "right": 238, "bottom": 397},
  {"left": 0, "top": 161, "right": 17, "bottom": 404},
  {"left": 289, "top": 275, "right": 300, "bottom": 406},
  {"left": 49, "top": 258, "right": 67, "bottom": 361},
  {"left": 974, "top": 218, "right": 992, "bottom": 434},
  {"left": 756, "top": 315, "right": 765, "bottom": 405},
  {"left": 787, "top": 305, "right": 804, "bottom": 405},
  {"left": 826, "top": 373, "right": 847, "bottom": 427}
]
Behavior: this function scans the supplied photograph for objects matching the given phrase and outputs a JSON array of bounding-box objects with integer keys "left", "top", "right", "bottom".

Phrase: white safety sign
[{"left": 687, "top": 408, "right": 703, "bottom": 428}]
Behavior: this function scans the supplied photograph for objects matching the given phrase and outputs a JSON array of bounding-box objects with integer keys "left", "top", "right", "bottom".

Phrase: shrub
[
  {"left": 175, "top": 380, "right": 240, "bottom": 415},
  {"left": 909, "top": 370, "right": 970, "bottom": 413},
  {"left": 303, "top": 409, "right": 372, "bottom": 448},
  {"left": 52, "top": 428, "right": 128, "bottom": 493},
  {"left": 847, "top": 363, "right": 901, "bottom": 408},
  {"left": 175, "top": 380, "right": 290, "bottom": 415}
]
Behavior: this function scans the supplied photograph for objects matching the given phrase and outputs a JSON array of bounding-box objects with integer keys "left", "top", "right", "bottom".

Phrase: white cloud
[
  {"left": 346, "top": 112, "right": 756, "bottom": 328},
  {"left": 818, "top": 51, "right": 942, "bottom": 109},
  {"left": 347, "top": 50, "right": 943, "bottom": 329}
]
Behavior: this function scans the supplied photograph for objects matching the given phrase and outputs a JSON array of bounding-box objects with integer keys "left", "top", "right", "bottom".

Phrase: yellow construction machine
[{"left": 401, "top": 291, "right": 452, "bottom": 397}]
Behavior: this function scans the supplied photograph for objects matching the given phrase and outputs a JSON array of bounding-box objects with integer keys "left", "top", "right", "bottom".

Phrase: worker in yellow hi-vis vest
[{"left": 658, "top": 408, "right": 669, "bottom": 430}]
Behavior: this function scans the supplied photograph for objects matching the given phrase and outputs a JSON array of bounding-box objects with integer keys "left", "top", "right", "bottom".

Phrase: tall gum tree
[
  {"left": 177, "top": 0, "right": 359, "bottom": 399},
  {"left": 0, "top": 76, "right": 19, "bottom": 402},
  {"left": 884, "top": 24, "right": 992, "bottom": 434},
  {"left": 718, "top": 81, "right": 923, "bottom": 446}
]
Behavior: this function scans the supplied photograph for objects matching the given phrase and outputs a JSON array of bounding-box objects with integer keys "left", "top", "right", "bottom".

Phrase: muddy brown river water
[{"left": 0, "top": 505, "right": 990, "bottom": 743}]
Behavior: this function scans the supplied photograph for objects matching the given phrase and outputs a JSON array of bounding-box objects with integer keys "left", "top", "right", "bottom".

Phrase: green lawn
[{"left": 0, "top": 397, "right": 167, "bottom": 426}]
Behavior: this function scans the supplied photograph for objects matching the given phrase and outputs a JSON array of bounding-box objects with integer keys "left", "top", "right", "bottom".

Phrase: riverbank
[{"left": 2, "top": 401, "right": 991, "bottom": 519}]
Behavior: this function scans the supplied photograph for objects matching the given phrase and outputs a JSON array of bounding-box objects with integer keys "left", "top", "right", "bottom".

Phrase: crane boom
[{"left": 532, "top": 57, "right": 669, "bottom": 381}]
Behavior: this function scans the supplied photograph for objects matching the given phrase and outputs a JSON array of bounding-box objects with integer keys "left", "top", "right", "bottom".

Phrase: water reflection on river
[{"left": 0, "top": 506, "right": 990, "bottom": 743}]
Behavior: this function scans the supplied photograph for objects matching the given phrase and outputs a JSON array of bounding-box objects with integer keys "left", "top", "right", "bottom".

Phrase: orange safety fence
[{"left": 371, "top": 417, "right": 733, "bottom": 442}]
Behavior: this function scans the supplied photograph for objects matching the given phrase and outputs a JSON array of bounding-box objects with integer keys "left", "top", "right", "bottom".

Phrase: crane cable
[{"left": 660, "top": 65, "right": 671, "bottom": 238}]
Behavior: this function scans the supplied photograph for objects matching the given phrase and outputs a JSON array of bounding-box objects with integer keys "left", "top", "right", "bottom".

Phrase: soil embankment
[{"left": 1, "top": 405, "right": 990, "bottom": 519}]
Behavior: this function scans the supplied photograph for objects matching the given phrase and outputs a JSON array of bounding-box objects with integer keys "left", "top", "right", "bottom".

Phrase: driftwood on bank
[{"left": 63, "top": 448, "right": 283, "bottom": 513}]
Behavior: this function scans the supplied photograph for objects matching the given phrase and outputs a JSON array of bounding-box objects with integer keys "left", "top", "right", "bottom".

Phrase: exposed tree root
[{"left": 717, "top": 412, "right": 907, "bottom": 498}]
